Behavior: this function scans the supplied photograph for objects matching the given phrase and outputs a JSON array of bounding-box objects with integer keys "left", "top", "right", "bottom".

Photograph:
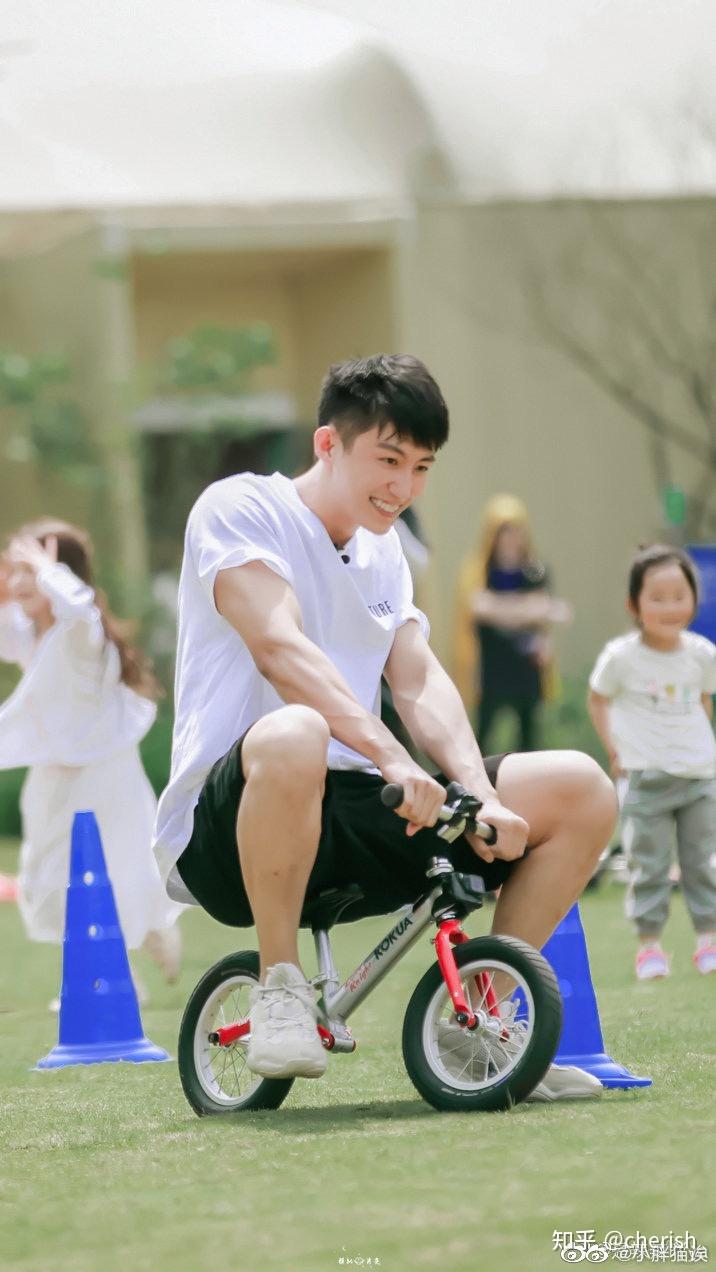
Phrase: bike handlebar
[{"left": 380, "top": 782, "right": 498, "bottom": 847}]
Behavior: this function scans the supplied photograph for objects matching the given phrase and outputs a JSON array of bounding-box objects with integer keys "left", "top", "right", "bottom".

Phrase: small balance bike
[{"left": 178, "top": 782, "right": 563, "bottom": 1115}]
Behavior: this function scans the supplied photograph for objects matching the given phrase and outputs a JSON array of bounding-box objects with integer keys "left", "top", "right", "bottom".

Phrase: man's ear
[
  {"left": 626, "top": 598, "right": 639, "bottom": 623},
  {"left": 314, "top": 424, "right": 339, "bottom": 463}
]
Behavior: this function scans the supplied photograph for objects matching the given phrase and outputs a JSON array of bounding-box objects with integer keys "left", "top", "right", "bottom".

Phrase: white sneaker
[
  {"left": 437, "top": 1009, "right": 528, "bottom": 1081},
  {"left": 437, "top": 1021, "right": 494, "bottom": 1080},
  {"left": 525, "top": 1064, "right": 603, "bottom": 1102},
  {"left": 143, "top": 926, "right": 182, "bottom": 984},
  {"left": 246, "top": 963, "right": 327, "bottom": 1080}
]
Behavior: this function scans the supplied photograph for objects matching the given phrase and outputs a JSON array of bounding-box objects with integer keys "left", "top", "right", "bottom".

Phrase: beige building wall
[
  {"left": 292, "top": 249, "right": 394, "bottom": 421},
  {"left": 398, "top": 200, "right": 711, "bottom": 680},
  {"left": 2, "top": 201, "right": 712, "bottom": 681},
  {"left": 131, "top": 245, "right": 394, "bottom": 423},
  {"left": 0, "top": 225, "right": 102, "bottom": 540},
  {"left": 131, "top": 250, "right": 300, "bottom": 397}
]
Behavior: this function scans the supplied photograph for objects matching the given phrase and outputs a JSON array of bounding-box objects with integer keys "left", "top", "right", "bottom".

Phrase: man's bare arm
[
  {"left": 213, "top": 561, "right": 444, "bottom": 828},
  {"left": 384, "top": 620, "right": 529, "bottom": 862},
  {"left": 385, "top": 620, "right": 493, "bottom": 799}
]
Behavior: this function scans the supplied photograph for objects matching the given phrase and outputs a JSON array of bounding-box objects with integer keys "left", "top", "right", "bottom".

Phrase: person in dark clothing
[{"left": 454, "top": 495, "right": 572, "bottom": 752}]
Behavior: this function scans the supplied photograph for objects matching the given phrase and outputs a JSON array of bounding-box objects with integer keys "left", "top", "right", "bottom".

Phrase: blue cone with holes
[
  {"left": 36, "top": 811, "right": 170, "bottom": 1068},
  {"left": 541, "top": 904, "right": 651, "bottom": 1088}
]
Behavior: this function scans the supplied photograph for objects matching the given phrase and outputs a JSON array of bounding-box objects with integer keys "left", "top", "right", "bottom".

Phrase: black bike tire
[
  {"left": 402, "top": 934, "right": 562, "bottom": 1113},
  {"left": 178, "top": 950, "right": 294, "bottom": 1116}
]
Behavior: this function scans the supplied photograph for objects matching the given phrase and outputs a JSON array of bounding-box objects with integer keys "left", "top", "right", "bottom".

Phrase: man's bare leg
[
  {"left": 238, "top": 705, "right": 330, "bottom": 979},
  {"left": 476, "top": 751, "right": 617, "bottom": 1100},
  {"left": 491, "top": 749, "right": 618, "bottom": 947}
]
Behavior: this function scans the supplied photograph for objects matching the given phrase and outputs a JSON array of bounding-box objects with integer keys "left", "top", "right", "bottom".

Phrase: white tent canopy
[
  {"left": 1, "top": 0, "right": 715, "bottom": 211},
  {"left": 0, "top": 1, "right": 439, "bottom": 210},
  {"left": 304, "top": 0, "right": 716, "bottom": 199}
]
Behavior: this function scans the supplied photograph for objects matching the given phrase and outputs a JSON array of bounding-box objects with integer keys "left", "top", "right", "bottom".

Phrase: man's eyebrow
[{"left": 376, "top": 440, "right": 436, "bottom": 462}]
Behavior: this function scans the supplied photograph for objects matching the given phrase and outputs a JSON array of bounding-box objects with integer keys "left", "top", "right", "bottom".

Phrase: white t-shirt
[
  {"left": 0, "top": 563, "right": 156, "bottom": 768},
  {"left": 153, "top": 472, "right": 428, "bottom": 901},
  {"left": 589, "top": 630, "right": 716, "bottom": 778}
]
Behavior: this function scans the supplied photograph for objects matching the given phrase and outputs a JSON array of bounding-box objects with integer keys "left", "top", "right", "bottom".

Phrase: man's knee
[
  {"left": 243, "top": 705, "right": 330, "bottom": 787},
  {"left": 518, "top": 750, "right": 617, "bottom": 844},
  {"left": 496, "top": 749, "right": 616, "bottom": 857},
  {"left": 555, "top": 751, "right": 618, "bottom": 837}
]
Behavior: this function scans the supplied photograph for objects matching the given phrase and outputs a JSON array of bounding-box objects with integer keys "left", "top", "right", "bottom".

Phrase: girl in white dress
[{"left": 0, "top": 518, "right": 183, "bottom": 996}]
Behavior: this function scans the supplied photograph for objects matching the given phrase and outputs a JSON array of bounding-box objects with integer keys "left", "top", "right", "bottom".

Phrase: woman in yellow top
[{"left": 454, "top": 495, "right": 572, "bottom": 753}]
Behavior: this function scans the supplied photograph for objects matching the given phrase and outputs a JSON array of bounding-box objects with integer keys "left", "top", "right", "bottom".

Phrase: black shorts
[{"left": 177, "top": 740, "right": 514, "bottom": 927}]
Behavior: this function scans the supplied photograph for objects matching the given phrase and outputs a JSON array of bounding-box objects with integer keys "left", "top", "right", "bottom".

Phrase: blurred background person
[
  {"left": 0, "top": 519, "right": 184, "bottom": 1006},
  {"left": 454, "top": 494, "right": 573, "bottom": 753}
]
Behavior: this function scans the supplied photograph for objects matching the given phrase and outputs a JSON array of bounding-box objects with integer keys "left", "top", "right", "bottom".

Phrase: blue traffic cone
[
  {"left": 36, "top": 811, "right": 170, "bottom": 1069},
  {"left": 541, "top": 904, "right": 651, "bottom": 1088}
]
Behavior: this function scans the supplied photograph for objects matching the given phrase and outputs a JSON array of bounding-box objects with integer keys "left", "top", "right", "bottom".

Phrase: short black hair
[
  {"left": 317, "top": 354, "right": 449, "bottom": 450},
  {"left": 628, "top": 543, "right": 699, "bottom": 612}
]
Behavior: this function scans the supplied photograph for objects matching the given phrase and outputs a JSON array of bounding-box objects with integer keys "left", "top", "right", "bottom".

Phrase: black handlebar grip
[
  {"left": 482, "top": 823, "right": 498, "bottom": 847},
  {"left": 380, "top": 783, "right": 404, "bottom": 810}
]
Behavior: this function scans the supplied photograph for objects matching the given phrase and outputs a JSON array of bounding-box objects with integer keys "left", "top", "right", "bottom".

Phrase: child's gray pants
[{"left": 621, "top": 770, "right": 716, "bottom": 936}]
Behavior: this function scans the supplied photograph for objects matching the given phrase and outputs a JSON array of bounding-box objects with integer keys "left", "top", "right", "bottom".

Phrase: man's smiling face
[{"left": 330, "top": 423, "right": 436, "bottom": 537}]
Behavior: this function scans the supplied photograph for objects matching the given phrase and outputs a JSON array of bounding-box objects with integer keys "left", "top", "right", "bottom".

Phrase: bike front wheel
[
  {"left": 178, "top": 951, "right": 294, "bottom": 1116},
  {"left": 402, "top": 934, "right": 562, "bottom": 1113}
]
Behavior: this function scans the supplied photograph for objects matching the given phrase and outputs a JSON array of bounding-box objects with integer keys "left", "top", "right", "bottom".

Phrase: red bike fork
[{"left": 434, "top": 920, "right": 501, "bottom": 1029}]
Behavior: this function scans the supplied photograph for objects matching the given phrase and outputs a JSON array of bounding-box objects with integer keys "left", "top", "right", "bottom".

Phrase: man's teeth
[{"left": 371, "top": 499, "right": 400, "bottom": 513}]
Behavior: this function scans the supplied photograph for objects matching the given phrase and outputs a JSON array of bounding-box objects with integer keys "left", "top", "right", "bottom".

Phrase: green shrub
[
  {"left": 0, "top": 768, "right": 24, "bottom": 837},
  {"left": 139, "top": 702, "right": 174, "bottom": 797}
]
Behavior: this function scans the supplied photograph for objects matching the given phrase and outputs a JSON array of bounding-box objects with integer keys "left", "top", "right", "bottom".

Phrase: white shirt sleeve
[
  {"left": 394, "top": 548, "right": 430, "bottom": 640},
  {"left": 188, "top": 483, "right": 295, "bottom": 606},
  {"left": 0, "top": 602, "right": 35, "bottom": 666},
  {"left": 589, "top": 641, "right": 622, "bottom": 697},
  {"left": 35, "top": 563, "right": 105, "bottom": 652}
]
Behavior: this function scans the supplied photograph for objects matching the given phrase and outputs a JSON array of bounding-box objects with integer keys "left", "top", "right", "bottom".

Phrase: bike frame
[
  {"left": 210, "top": 877, "right": 500, "bottom": 1051},
  {"left": 209, "top": 787, "right": 503, "bottom": 1053}
]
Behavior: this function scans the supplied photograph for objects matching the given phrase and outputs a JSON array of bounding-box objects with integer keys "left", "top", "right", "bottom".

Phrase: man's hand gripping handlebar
[{"left": 381, "top": 781, "right": 498, "bottom": 847}]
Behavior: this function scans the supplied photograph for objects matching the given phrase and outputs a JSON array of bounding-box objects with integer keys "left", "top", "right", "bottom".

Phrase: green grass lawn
[{"left": 1, "top": 836, "right": 714, "bottom": 1272}]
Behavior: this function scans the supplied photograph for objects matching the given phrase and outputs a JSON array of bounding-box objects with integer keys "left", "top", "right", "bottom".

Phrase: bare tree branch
[{"left": 526, "top": 272, "right": 716, "bottom": 467}]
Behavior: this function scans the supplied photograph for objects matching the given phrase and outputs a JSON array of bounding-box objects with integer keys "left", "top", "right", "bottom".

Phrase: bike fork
[{"left": 434, "top": 919, "right": 501, "bottom": 1029}]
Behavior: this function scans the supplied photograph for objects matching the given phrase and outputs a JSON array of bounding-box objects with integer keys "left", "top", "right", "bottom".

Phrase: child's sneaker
[
  {"left": 693, "top": 944, "right": 716, "bottom": 975},
  {"left": 246, "top": 963, "right": 327, "bottom": 1079},
  {"left": 636, "top": 946, "right": 669, "bottom": 980}
]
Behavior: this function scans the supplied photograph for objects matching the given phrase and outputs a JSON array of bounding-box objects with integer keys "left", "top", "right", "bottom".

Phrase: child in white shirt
[
  {"left": 588, "top": 544, "right": 716, "bottom": 980},
  {"left": 0, "top": 519, "right": 183, "bottom": 1000}
]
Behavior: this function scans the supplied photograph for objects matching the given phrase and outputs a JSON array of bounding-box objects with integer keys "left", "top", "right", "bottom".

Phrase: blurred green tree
[
  {"left": 160, "top": 321, "right": 277, "bottom": 392},
  {"left": 0, "top": 348, "right": 99, "bottom": 486}
]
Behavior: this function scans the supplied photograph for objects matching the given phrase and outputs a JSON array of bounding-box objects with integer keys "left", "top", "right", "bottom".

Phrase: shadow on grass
[{"left": 203, "top": 1097, "right": 432, "bottom": 1134}]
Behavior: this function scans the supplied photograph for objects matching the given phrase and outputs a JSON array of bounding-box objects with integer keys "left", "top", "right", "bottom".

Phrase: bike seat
[{"left": 300, "top": 883, "right": 365, "bottom": 932}]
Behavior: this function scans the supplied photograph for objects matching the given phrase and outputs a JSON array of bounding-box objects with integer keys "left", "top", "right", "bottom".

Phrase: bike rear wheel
[
  {"left": 178, "top": 951, "right": 294, "bottom": 1116},
  {"left": 402, "top": 934, "right": 562, "bottom": 1112}
]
